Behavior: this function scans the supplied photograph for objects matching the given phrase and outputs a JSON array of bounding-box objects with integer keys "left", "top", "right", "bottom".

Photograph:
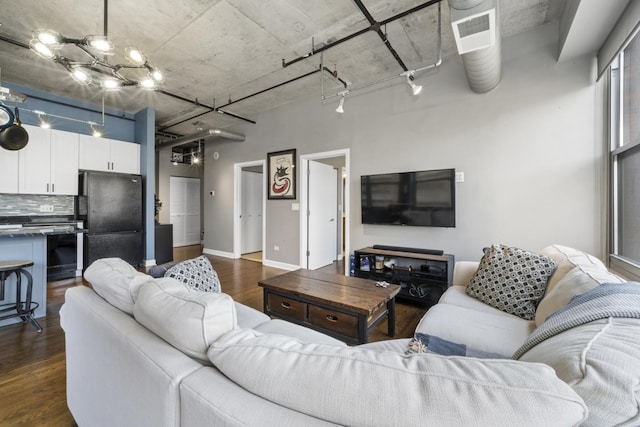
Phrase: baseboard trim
[
  {"left": 262, "top": 259, "right": 299, "bottom": 271},
  {"left": 203, "top": 248, "right": 235, "bottom": 259}
]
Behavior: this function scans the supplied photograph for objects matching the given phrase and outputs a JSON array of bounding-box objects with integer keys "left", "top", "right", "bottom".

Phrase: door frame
[
  {"left": 299, "top": 149, "right": 350, "bottom": 274},
  {"left": 233, "top": 159, "right": 266, "bottom": 259}
]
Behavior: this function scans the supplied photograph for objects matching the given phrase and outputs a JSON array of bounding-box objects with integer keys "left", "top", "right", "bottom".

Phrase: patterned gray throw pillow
[
  {"left": 466, "top": 244, "right": 556, "bottom": 320},
  {"left": 165, "top": 255, "right": 221, "bottom": 293}
]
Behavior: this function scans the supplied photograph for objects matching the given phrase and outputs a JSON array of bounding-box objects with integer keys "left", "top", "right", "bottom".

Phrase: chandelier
[{"left": 29, "top": 28, "right": 163, "bottom": 91}]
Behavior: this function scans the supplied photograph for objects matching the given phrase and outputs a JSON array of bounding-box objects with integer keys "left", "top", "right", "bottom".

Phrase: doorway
[
  {"left": 299, "top": 149, "right": 350, "bottom": 274},
  {"left": 169, "top": 176, "right": 201, "bottom": 247},
  {"left": 233, "top": 160, "right": 266, "bottom": 260}
]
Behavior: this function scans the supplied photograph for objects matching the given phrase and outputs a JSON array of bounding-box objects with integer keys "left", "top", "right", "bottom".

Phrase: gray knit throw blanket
[{"left": 512, "top": 282, "right": 640, "bottom": 360}]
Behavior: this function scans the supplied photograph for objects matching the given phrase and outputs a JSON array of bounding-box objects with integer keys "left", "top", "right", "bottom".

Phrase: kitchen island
[{"left": 0, "top": 224, "right": 84, "bottom": 328}]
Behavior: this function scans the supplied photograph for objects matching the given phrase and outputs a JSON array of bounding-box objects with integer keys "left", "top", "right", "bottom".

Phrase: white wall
[{"left": 202, "top": 22, "right": 605, "bottom": 264}]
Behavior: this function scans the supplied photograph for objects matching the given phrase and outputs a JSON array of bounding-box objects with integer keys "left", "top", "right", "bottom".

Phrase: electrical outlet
[
  {"left": 274, "top": 245, "right": 280, "bottom": 251},
  {"left": 39, "top": 204, "right": 54, "bottom": 212}
]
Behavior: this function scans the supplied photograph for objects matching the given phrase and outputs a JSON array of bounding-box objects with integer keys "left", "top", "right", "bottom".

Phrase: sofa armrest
[{"left": 452, "top": 261, "right": 479, "bottom": 287}]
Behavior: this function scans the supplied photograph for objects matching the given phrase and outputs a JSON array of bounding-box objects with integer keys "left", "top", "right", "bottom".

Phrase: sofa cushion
[
  {"left": 208, "top": 329, "right": 587, "bottom": 427},
  {"left": 134, "top": 277, "right": 237, "bottom": 362},
  {"left": 84, "top": 257, "right": 152, "bottom": 315},
  {"left": 165, "top": 255, "right": 221, "bottom": 293},
  {"left": 466, "top": 244, "right": 556, "bottom": 320},
  {"left": 539, "top": 244, "right": 607, "bottom": 293},
  {"left": 519, "top": 318, "right": 640, "bottom": 426},
  {"left": 416, "top": 303, "right": 535, "bottom": 356},
  {"left": 253, "top": 319, "right": 347, "bottom": 346},
  {"left": 534, "top": 265, "right": 625, "bottom": 326}
]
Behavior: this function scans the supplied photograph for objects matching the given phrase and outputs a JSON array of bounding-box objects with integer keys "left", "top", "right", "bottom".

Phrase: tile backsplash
[{"left": 0, "top": 194, "right": 75, "bottom": 216}]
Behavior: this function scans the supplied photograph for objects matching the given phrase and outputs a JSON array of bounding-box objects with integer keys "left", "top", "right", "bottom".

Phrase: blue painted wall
[
  {"left": 3, "top": 82, "right": 136, "bottom": 141},
  {"left": 135, "top": 108, "right": 157, "bottom": 263}
]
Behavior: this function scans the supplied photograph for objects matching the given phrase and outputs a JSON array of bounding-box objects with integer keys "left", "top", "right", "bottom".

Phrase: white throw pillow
[
  {"left": 208, "top": 329, "right": 587, "bottom": 427},
  {"left": 84, "top": 257, "right": 152, "bottom": 315},
  {"left": 534, "top": 265, "right": 625, "bottom": 326},
  {"left": 134, "top": 277, "right": 237, "bottom": 362},
  {"left": 539, "top": 244, "right": 607, "bottom": 293}
]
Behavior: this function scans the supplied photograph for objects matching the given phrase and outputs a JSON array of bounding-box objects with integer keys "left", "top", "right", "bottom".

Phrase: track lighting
[
  {"left": 34, "top": 110, "right": 50, "bottom": 128},
  {"left": 90, "top": 123, "right": 103, "bottom": 137},
  {"left": 336, "top": 91, "right": 348, "bottom": 114},
  {"left": 405, "top": 71, "right": 422, "bottom": 96}
]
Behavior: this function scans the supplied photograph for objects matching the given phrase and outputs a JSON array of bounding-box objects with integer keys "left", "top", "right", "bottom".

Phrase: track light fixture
[
  {"left": 404, "top": 71, "right": 422, "bottom": 96},
  {"left": 336, "top": 91, "right": 348, "bottom": 114},
  {"left": 29, "top": 28, "right": 163, "bottom": 91}
]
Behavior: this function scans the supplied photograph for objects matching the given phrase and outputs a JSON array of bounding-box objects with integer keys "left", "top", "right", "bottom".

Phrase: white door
[
  {"left": 241, "top": 170, "right": 263, "bottom": 254},
  {"left": 307, "top": 160, "right": 338, "bottom": 269},
  {"left": 170, "top": 176, "right": 201, "bottom": 247}
]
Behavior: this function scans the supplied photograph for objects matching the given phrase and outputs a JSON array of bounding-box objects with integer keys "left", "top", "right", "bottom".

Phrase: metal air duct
[
  {"left": 449, "top": 0, "right": 502, "bottom": 93},
  {"left": 157, "top": 128, "right": 245, "bottom": 150}
]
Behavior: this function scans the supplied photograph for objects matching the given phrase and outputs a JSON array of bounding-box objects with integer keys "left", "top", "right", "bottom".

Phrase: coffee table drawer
[
  {"left": 309, "top": 305, "right": 358, "bottom": 338},
  {"left": 267, "top": 293, "right": 307, "bottom": 321}
]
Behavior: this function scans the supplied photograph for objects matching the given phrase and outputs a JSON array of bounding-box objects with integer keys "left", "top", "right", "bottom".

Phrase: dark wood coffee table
[{"left": 258, "top": 269, "right": 400, "bottom": 345}]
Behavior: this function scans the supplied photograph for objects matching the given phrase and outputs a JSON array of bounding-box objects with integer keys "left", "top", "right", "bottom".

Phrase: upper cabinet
[
  {"left": 18, "top": 125, "right": 79, "bottom": 195},
  {"left": 0, "top": 147, "right": 19, "bottom": 193},
  {"left": 78, "top": 135, "right": 140, "bottom": 174}
]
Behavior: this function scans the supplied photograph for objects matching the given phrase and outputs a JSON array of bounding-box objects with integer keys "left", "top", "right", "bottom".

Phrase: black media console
[{"left": 353, "top": 246, "right": 454, "bottom": 307}]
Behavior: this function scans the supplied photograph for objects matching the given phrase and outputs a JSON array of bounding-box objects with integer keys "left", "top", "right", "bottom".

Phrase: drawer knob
[
  {"left": 326, "top": 314, "right": 338, "bottom": 322},
  {"left": 280, "top": 301, "right": 291, "bottom": 309}
]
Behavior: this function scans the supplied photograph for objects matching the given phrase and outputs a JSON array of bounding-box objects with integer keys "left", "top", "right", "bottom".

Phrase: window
[{"left": 610, "top": 32, "right": 640, "bottom": 280}]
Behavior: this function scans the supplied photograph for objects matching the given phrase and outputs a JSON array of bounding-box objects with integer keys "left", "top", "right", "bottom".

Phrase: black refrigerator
[{"left": 78, "top": 171, "right": 144, "bottom": 268}]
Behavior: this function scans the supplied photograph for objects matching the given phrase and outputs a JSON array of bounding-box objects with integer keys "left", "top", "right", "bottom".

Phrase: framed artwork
[{"left": 267, "top": 148, "right": 296, "bottom": 199}]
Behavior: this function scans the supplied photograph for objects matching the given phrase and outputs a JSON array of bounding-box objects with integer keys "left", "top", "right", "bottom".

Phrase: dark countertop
[{"left": 0, "top": 225, "right": 86, "bottom": 238}]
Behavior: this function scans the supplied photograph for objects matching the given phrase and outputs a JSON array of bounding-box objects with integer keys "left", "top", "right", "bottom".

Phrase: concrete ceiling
[{"left": 0, "top": 0, "right": 564, "bottom": 138}]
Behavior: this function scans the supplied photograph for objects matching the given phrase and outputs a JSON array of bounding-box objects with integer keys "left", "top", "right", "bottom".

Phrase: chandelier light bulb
[
  {"left": 125, "top": 46, "right": 146, "bottom": 65},
  {"left": 29, "top": 40, "right": 56, "bottom": 59},
  {"left": 71, "top": 68, "right": 92, "bottom": 85},
  {"left": 86, "top": 36, "right": 114, "bottom": 53},
  {"left": 139, "top": 78, "right": 156, "bottom": 89},
  {"left": 151, "top": 69, "right": 163, "bottom": 82},
  {"left": 34, "top": 29, "right": 61, "bottom": 46},
  {"left": 101, "top": 78, "right": 121, "bottom": 91}
]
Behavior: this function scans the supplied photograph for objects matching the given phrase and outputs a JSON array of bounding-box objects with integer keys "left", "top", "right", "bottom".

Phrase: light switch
[
  {"left": 291, "top": 203, "right": 300, "bottom": 211},
  {"left": 455, "top": 172, "right": 465, "bottom": 183}
]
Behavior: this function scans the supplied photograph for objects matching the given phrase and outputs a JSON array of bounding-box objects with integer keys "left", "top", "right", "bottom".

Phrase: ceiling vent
[{"left": 451, "top": 0, "right": 497, "bottom": 55}]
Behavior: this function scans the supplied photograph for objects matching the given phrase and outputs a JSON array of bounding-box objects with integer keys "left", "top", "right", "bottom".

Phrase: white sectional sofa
[{"left": 60, "top": 245, "right": 640, "bottom": 426}]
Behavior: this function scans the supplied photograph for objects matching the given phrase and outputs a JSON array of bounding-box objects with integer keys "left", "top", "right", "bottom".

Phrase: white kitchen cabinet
[
  {"left": 78, "top": 135, "right": 140, "bottom": 174},
  {"left": 0, "top": 146, "right": 19, "bottom": 193},
  {"left": 18, "top": 125, "right": 79, "bottom": 195}
]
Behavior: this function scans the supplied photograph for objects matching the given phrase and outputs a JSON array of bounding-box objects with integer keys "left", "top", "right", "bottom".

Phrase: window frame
[{"left": 608, "top": 44, "right": 640, "bottom": 281}]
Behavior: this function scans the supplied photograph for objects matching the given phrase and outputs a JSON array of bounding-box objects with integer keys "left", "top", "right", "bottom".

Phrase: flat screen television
[{"left": 361, "top": 168, "right": 456, "bottom": 227}]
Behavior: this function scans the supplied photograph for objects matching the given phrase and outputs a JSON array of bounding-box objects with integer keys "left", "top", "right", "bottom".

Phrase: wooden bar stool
[{"left": 0, "top": 260, "right": 42, "bottom": 332}]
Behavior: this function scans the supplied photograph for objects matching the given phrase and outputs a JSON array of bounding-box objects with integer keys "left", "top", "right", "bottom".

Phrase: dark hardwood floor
[{"left": 0, "top": 252, "right": 426, "bottom": 425}]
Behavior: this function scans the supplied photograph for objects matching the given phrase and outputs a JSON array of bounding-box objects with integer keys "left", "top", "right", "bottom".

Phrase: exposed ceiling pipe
[
  {"left": 158, "top": 65, "right": 345, "bottom": 132},
  {"left": 449, "top": 0, "right": 502, "bottom": 93},
  {"left": 156, "top": 128, "right": 245, "bottom": 150},
  {"left": 282, "top": 0, "right": 442, "bottom": 69},
  {"left": 321, "top": 1, "right": 443, "bottom": 101}
]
